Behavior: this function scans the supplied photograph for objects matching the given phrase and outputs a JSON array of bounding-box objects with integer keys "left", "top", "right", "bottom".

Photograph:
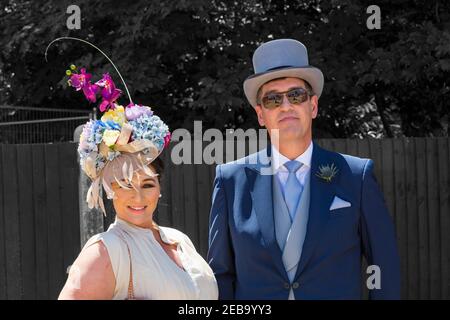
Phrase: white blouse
[{"left": 82, "top": 218, "right": 218, "bottom": 300}]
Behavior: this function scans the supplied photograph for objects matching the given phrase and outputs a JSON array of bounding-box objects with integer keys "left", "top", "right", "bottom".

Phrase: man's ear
[
  {"left": 310, "top": 95, "right": 319, "bottom": 119},
  {"left": 254, "top": 105, "right": 265, "bottom": 126}
]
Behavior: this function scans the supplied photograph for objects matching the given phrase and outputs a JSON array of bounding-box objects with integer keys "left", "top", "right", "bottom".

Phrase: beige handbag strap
[{"left": 124, "top": 242, "right": 135, "bottom": 300}]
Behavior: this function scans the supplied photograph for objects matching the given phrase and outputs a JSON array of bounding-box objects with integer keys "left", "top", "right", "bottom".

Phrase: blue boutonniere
[{"left": 316, "top": 163, "right": 338, "bottom": 183}]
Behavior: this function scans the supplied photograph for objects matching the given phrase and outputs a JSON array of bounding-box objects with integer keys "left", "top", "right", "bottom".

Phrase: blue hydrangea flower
[{"left": 129, "top": 114, "right": 169, "bottom": 152}]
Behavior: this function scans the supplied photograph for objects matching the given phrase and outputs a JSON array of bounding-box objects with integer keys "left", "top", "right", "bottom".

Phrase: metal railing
[{"left": 0, "top": 105, "right": 96, "bottom": 144}]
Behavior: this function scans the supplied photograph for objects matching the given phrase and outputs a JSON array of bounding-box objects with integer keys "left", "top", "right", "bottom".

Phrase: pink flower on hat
[
  {"left": 68, "top": 68, "right": 99, "bottom": 103},
  {"left": 95, "top": 73, "right": 122, "bottom": 112},
  {"left": 163, "top": 132, "right": 171, "bottom": 148}
]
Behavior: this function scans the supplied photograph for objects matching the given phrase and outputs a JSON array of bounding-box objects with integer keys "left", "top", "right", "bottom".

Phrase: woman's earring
[{"left": 159, "top": 194, "right": 162, "bottom": 198}]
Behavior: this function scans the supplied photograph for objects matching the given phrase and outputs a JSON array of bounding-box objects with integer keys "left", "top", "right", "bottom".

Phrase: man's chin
[{"left": 274, "top": 128, "right": 304, "bottom": 142}]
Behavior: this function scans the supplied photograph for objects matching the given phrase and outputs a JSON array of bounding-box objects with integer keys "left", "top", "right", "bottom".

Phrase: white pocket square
[{"left": 329, "top": 196, "right": 351, "bottom": 211}]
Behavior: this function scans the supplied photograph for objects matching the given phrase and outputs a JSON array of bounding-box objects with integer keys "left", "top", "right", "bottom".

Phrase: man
[{"left": 207, "top": 39, "right": 401, "bottom": 299}]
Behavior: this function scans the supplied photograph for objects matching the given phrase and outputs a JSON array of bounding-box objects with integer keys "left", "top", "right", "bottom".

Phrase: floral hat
[{"left": 46, "top": 37, "right": 171, "bottom": 214}]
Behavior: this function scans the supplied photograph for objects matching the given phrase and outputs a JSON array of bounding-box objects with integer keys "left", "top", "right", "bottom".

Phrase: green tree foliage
[{"left": 1, "top": 0, "right": 448, "bottom": 137}]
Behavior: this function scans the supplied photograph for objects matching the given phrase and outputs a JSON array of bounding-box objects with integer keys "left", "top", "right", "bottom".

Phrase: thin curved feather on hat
[
  {"left": 128, "top": 162, "right": 134, "bottom": 184},
  {"left": 115, "top": 176, "right": 129, "bottom": 190},
  {"left": 102, "top": 178, "right": 115, "bottom": 199},
  {"left": 91, "top": 178, "right": 100, "bottom": 207},
  {"left": 142, "top": 162, "right": 153, "bottom": 177},
  {"left": 86, "top": 177, "right": 100, "bottom": 210},
  {"left": 142, "top": 162, "right": 158, "bottom": 178},
  {"left": 86, "top": 183, "right": 94, "bottom": 209},
  {"left": 84, "top": 152, "right": 98, "bottom": 180},
  {"left": 113, "top": 174, "right": 125, "bottom": 190},
  {"left": 98, "top": 195, "right": 106, "bottom": 216},
  {"left": 134, "top": 152, "right": 157, "bottom": 178},
  {"left": 88, "top": 178, "right": 106, "bottom": 216},
  {"left": 121, "top": 161, "right": 129, "bottom": 185},
  {"left": 136, "top": 152, "right": 143, "bottom": 165}
]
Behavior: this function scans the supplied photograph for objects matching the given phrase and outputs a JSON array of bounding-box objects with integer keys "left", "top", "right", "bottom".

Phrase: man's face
[{"left": 254, "top": 77, "right": 318, "bottom": 145}]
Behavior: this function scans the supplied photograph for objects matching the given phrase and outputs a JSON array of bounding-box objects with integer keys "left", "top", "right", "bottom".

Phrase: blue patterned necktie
[{"left": 284, "top": 160, "right": 303, "bottom": 220}]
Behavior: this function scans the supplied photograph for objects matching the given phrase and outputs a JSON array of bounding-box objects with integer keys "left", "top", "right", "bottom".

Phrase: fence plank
[
  {"left": 183, "top": 164, "right": 199, "bottom": 249},
  {"left": 59, "top": 143, "right": 80, "bottom": 290},
  {"left": 415, "top": 138, "right": 430, "bottom": 299},
  {"left": 196, "top": 164, "right": 212, "bottom": 258},
  {"left": 31, "top": 144, "right": 49, "bottom": 299},
  {"left": 2, "top": 144, "right": 23, "bottom": 299},
  {"left": 316, "top": 138, "right": 332, "bottom": 152},
  {"left": 345, "top": 139, "right": 358, "bottom": 161},
  {"left": 438, "top": 138, "right": 450, "bottom": 299},
  {"left": 381, "top": 139, "right": 395, "bottom": 219},
  {"left": 405, "top": 138, "right": 419, "bottom": 299},
  {"left": 393, "top": 139, "right": 408, "bottom": 298},
  {"left": 44, "top": 144, "right": 64, "bottom": 299},
  {"left": 331, "top": 139, "right": 346, "bottom": 154},
  {"left": 426, "top": 139, "right": 441, "bottom": 299},
  {"left": 155, "top": 150, "right": 172, "bottom": 226},
  {"left": 170, "top": 159, "right": 185, "bottom": 231},
  {"left": 16, "top": 144, "right": 36, "bottom": 299},
  {"left": 369, "top": 139, "right": 383, "bottom": 188},
  {"left": 0, "top": 145, "right": 6, "bottom": 299},
  {"left": 357, "top": 138, "right": 370, "bottom": 159}
]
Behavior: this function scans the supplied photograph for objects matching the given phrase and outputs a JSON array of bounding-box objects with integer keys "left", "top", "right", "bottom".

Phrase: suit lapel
[
  {"left": 294, "top": 143, "right": 336, "bottom": 280},
  {"left": 245, "top": 148, "right": 286, "bottom": 277}
]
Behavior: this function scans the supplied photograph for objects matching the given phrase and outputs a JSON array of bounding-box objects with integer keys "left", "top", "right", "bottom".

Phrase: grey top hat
[{"left": 243, "top": 39, "right": 324, "bottom": 107}]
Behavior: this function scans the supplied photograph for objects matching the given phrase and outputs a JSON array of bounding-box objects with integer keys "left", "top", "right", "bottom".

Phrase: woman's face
[{"left": 111, "top": 165, "right": 160, "bottom": 229}]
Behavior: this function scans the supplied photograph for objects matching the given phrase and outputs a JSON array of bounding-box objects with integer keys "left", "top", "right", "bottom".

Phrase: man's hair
[{"left": 256, "top": 77, "right": 314, "bottom": 105}]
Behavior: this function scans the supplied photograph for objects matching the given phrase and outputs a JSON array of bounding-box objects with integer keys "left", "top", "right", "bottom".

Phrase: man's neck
[{"left": 274, "top": 138, "right": 312, "bottom": 160}]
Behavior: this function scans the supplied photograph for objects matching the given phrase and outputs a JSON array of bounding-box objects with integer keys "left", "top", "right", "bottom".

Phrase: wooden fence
[
  {"left": 0, "top": 143, "right": 80, "bottom": 300},
  {"left": 0, "top": 138, "right": 449, "bottom": 299}
]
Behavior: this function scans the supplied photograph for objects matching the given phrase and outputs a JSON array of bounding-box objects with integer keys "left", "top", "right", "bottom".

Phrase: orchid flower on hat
[
  {"left": 67, "top": 65, "right": 171, "bottom": 179},
  {"left": 95, "top": 73, "right": 122, "bottom": 112},
  {"left": 66, "top": 66, "right": 99, "bottom": 103}
]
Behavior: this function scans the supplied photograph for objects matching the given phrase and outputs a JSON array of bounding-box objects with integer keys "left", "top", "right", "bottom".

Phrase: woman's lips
[{"left": 127, "top": 206, "right": 147, "bottom": 214}]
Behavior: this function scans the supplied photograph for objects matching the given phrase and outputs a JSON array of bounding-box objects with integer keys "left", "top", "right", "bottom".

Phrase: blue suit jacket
[{"left": 207, "top": 142, "right": 401, "bottom": 300}]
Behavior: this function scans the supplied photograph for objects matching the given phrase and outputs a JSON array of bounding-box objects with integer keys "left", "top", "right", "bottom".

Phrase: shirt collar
[{"left": 271, "top": 141, "right": 313, "bottom": 172}]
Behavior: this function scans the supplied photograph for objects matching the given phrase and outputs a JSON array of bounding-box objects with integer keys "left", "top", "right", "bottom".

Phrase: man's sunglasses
[{"left": 260, "top": 87, "right": 312, "bottom": 109}]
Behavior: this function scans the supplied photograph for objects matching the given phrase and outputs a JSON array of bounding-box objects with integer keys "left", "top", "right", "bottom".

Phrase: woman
[{"left": 58, "top": 64, "right": 218, "bottom": 299}]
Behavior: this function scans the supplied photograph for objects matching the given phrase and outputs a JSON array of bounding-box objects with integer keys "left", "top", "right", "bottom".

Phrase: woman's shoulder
[
  {"left": 61, "top": 228, "right": 125, "bottom": 299},
  {"left": 60, "top": 238, "right": 116, "bottom": 299},
  {"left": 81, "top": 227, "right": 130, "bottom": 288},
  {"left": 75, "top": 237, "right": 112, "bottom": 272},
  {"left": 83, "top": 228, "right": 122, "bottom": 249}
]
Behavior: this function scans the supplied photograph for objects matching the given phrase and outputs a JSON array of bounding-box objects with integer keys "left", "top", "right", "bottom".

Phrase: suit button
[
  {"left": 284, "top": 282, "right": 290, "bottom": 290},
  {"left": 292, "top": 282, "right": 299, "bottom": 289}
]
